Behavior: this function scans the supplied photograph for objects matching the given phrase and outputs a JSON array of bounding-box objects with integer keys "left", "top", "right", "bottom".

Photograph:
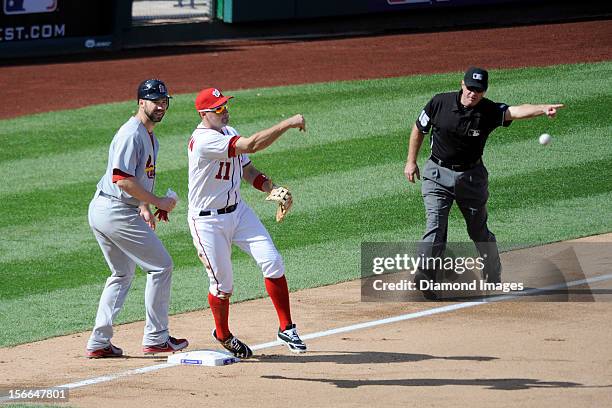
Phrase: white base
[{"left": 167, "top": 349, "right": 240, "bottom": 366}]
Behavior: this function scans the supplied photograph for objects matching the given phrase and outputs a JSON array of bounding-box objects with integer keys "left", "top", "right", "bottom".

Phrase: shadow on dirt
[
  {"left": 261, "top": 374, "right": 612, "bottom": 391},
  {"left": 256, "top": 351, "right": 498, "bottom": 365}
]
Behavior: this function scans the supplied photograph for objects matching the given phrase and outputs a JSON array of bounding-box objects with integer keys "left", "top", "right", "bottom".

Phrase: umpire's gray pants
[
  {"left": 420, "top": 159, "right": 501, "bottom": 282},
  {"left": 87, "top": 191, "right": 173, "bottom": 350}
]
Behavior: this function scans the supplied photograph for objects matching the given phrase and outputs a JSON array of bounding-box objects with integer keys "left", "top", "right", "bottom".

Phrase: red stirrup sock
[
  {"left": 208, "top": 293, "right": 231, "bottom": 341},
  {"left": 265, "top": 275, "right": 292, "bottom": 330}
]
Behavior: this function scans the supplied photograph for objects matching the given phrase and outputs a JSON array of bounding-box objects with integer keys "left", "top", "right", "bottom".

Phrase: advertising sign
[
  {"left": 4, "top": 0, "right": 58, "bottom": 15},
  {"left": 0, "top": 0, "right": 114, "bottom": 46}
]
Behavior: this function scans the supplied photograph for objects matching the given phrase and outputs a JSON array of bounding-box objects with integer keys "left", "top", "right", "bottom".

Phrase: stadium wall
[
  {"left": 0, "top": 0, "right": 129, "bottom": 59},
  {"left": 218, "top": 0, "right": 537, "bottom": 23},
  {"left": 0, "top": 0, "right": 609, "bottom": 60}
]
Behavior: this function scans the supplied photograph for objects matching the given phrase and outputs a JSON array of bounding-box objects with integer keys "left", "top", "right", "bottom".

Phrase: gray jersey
[{"left": 97, "top": 116, "right": 158, "bottom": 206}]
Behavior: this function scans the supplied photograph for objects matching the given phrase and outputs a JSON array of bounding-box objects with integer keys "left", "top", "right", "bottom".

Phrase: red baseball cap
[{"left": 195, "top": 88, "right": 233, "bottom": 112}]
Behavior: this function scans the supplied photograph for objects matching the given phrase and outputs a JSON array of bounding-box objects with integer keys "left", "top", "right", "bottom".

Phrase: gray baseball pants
[
  {"left": 87, "top": 191, "right": 173, "bottom": 350},
  {"left": 420, "top": 159, "right": 501, "bottom": 282}
]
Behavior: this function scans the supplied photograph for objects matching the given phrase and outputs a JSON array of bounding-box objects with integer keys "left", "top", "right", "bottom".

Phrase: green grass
[{"left": 1, "top": 62, "right": 611, "bottom": 347}]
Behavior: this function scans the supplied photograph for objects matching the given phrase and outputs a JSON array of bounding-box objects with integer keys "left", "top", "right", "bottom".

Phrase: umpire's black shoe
[
  {"left": 277, "top": 323, "right": 307, "bottom": 353},
  {"left": 483, "top": 263, "right": 502, "bottom": 284},
  {"left": 212, "top": 329, "right": 253, "bottom": 359},
  {"left": 413, "top": 270, "right": 438, "bottom": 301}
]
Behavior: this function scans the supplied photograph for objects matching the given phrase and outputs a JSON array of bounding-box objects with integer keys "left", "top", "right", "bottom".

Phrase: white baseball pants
[{"left": 188, "top": 201, "right": 284, "bottom": 296}]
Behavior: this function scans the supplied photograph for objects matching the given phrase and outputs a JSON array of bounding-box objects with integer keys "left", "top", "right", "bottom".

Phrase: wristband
[{"left": 253, "top": 174, "right": 269, "bottom": 192}]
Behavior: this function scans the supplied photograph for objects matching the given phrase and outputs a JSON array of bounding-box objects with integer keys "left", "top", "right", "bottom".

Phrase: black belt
[
  {"left": 199, "top": 203, "right": 238, "bottom": 216},
  {"left": 98, "top": 191, "right": 117, "bottom": 200},
  {"left": 430, "top": 155, "right": 482, "bottom": 171},
  {"left": 97, "top": 190, "right": 138, "bottom": 207}
]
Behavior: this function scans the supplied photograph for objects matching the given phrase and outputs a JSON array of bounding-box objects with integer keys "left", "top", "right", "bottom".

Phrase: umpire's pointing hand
[{"left": 544, "top": 104, "right": 565, "bottom": 118}]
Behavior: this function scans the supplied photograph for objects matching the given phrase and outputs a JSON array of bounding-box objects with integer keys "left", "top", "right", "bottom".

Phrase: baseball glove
[{"left": 265, "top": 186, "right": 293, "bottom": 222}]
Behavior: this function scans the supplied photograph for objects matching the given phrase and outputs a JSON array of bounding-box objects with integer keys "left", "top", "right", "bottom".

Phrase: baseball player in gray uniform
[{"left": 86, "top": 79, "right": 188, "bottom": 358}]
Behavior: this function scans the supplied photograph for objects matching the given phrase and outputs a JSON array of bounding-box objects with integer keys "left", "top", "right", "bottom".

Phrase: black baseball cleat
[
  {"left": 483, "top": 263, "right": 502, "bottom": 284},
  {"left": 277, "top": 323, "right": 307, "bottom": 353},
  {"left": 212, "top": 329, "right": 253, "bottom": 359},
  {"left": 413, "top": 270, "right": 438, "bottom": 301}
]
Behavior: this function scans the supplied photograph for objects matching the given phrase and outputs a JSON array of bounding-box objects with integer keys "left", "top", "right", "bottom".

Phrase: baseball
[
  {"left": 166, "top": 188, "right": 179, "bottom": 202},
  {"left": 539, "top": 133, "right": 552, "bottom": 145}
]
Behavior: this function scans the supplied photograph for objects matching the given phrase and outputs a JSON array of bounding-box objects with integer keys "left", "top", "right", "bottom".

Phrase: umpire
[{"left": 404, "top": 67, "right": 563, "bottom": 295}]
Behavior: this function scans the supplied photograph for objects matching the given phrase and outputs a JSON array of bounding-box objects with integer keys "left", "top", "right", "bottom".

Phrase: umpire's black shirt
[{"left": 416, "top": 90, "right": 512, "bottom": 165}]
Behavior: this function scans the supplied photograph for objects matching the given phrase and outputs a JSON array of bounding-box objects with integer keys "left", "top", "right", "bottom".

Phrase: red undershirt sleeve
[
  {"left": 228, "top": 136, "right": 240, "bottom": 158},
  {"left": 112, "top": 168, "right": 134, "bottom": 183}
]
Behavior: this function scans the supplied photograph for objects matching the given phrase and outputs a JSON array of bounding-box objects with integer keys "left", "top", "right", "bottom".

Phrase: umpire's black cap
[
  {"left": 464, "top": 67, "right": 488, "bottom": 92},
  {"left": 137, "top": 79, "right": 172, "bottom": 101}
]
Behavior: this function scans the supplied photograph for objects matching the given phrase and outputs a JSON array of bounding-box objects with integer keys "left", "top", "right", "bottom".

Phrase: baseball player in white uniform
[
  {"left": 86, "top": 79, "right": 188, "bottom": 358},
  {"left": 187, "top": 88, "right": 307, "bottom": 358}
]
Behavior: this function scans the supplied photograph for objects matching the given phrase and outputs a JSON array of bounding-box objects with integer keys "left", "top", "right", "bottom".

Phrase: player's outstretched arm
[
  {"left": 505, "top": 103, "right": 564, "bottom": 121},
  {"left": 234, "top": 114, "right": 306, "bottom": 155}
]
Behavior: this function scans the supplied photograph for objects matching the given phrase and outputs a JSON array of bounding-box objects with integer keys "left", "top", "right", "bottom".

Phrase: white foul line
[{"left": 46, "top": 273, "right": 612, "bottom": 392}]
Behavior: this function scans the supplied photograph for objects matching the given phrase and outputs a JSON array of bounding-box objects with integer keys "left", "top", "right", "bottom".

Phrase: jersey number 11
[{"left": 215, "top": 161, "right": 231, "bottom": 180}]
